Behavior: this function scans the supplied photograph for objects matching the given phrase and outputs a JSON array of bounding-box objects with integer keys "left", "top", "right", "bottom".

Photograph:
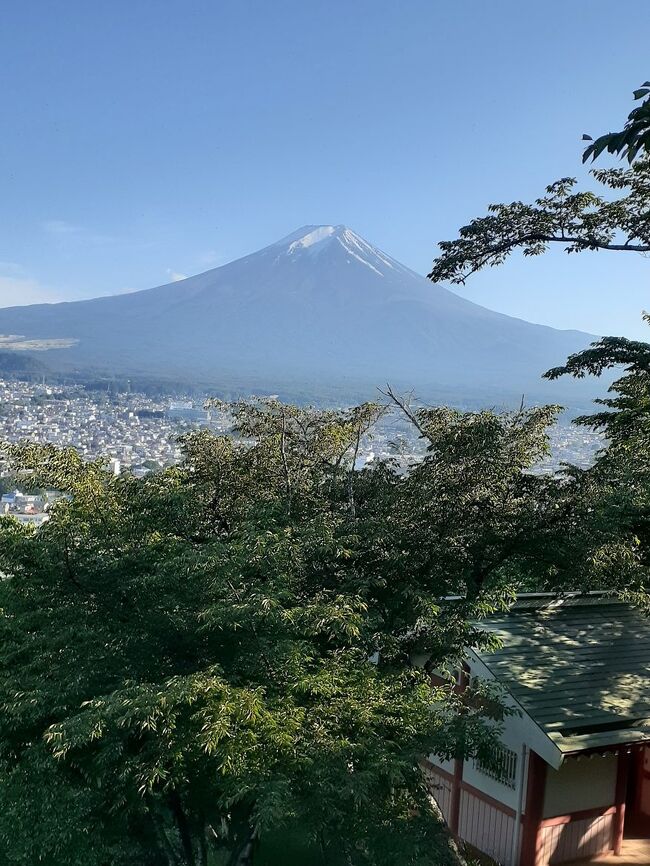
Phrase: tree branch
[
  {"left": 378, "top": 385, "right": 431, "bottom": 444},
  {"left": 429, "top": 233, "right": 650, "bottom": 284},
  {"left": 279, "top": 409, "right": 292, "bottom": 512}
]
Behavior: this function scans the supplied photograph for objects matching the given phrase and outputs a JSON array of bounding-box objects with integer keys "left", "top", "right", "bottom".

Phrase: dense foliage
[
  {"left": 426, "top": 78, "right": 650, "bottom": 604},
  {"left": 547, "top": 315, "right": 650, "bottom": 589},
  {"left": 3, "top": 83, "right": 650, "bottom": 866},
  {"left": 583, "top": 81, "right": 650, "bottom": 164},
  {"left": 0, "top": 394, "right": 640, "bottom": 865}
]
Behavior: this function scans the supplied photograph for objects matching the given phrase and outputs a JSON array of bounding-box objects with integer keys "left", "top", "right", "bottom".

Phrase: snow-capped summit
[
  {"left": 0, "top": 225, "right": 599, "bottom": 404},
  {"left": 284, "top": 225, "right": 338, "bottom": 253},
  {"left": 280, "top": 225, "right": 406, "bottom": 278}
]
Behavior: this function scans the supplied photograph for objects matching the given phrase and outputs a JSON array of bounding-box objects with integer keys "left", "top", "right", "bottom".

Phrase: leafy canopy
[
  {"left": 5, "top": 85, "right": 650, "bottom": 866},
  {"left": 547, "top": 316, "right": 650, "bottom": 590},
  {"left": 0, "top": 396, "right": 627, "bottom": 866},
  {"left": 429, "top": 80, "right": 650, "bottom": 608},
  {"left": 583, "top": 81, "right": 650, "bottom": 164}
]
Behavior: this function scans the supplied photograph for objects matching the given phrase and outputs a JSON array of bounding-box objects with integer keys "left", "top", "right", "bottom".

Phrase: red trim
[
  {"left": 425, "top": 749, "right": 630, "bottom": 863},
  {"left": 423, "top": 760, "right": 519, "bottom": 819},
  {"left": 539, "top": 806, "right": 616, "bottom": 828},
  {"left": 520, "top": 750, "right": 547, "bottom": 866},
  {"left": 460, "top": 780, "right": 517, "bottom": 818},
  {"left": 634, "top": 746, "right": 646, "bottom": 815},
  {"left": 448, "top": 665, "right": 469, "bottom": 836},
  {"left": 612, "top": 749, "right": 630, "bottom": 855},
  {"left": 453, "top": 664, "right": 470, "bottom": 696}
]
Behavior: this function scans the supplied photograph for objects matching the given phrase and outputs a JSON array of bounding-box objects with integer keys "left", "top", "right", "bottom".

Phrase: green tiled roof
[{"left": 474, "top": 596, "right": 650, "bottom": 754}]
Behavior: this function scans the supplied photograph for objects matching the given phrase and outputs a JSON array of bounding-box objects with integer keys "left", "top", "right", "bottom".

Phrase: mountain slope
[{"left": 0, "top": 225, "right": 600, "bottom": 404}]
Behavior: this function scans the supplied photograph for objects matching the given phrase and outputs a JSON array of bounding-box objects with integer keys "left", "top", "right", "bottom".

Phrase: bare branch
[
  {"left": 378, "top": 385, "right": 432, "bottom": 444},
  {"left": 279, "top": 409, "right": 292, "bottom": 512}
]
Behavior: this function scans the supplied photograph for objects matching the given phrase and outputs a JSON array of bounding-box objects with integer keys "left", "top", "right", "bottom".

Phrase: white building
[{"left": 423, "top": 594, "right": 650, "bottom": 866}]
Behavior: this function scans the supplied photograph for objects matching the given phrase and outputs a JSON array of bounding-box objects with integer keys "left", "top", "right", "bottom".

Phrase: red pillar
[
  {"left": 612, "top": 748, "right": 630, "bottom": 855},
  {"left": 448, "top": 754, "right": 463, "bottom": 835},
  {"left": 634, "top": 746, "right": 643, "bottom": 815},
  {"left": 519, "top": 750, "right": 547, "bottom": 866},
  {"left": 449, "top": 665, "right": 470, "bottom": 836}
]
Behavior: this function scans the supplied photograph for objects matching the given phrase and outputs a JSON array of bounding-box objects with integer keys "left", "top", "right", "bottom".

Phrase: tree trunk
[
  {"left": 197, "top": 821, "right": 208, "bottom": 866},
  {"left": 427, "top": 793, "right": 469, "bottom": 866},
  {"left": 227, "top": 826, "right": 256, "bottom": 866},
  {"left": 135, "top": 800, "right": 177, "bottom": 866},
  {"left": 169, "top": 791, "right": 197, "bottom": 866}
]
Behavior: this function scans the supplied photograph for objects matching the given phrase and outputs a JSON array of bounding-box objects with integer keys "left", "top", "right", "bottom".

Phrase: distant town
[{"left": 0, "top": 378, "right": 601, "bottom": 498}]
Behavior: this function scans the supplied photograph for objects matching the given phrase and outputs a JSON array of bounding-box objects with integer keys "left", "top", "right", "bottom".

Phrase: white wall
[
  {"left": 428, "top": 657, "right": 532, "bottom": 811},
  {"left": 460, "top": 658, "right": 529, "bottom": 812},
  {"left": 463, "top": 751, "right": 520, "bottom": 812},
  {"left": 543, "top": 754, "right": 617, "bottom": 818},
  {"left": 426, "top": 752, "right": 456, "bottom": 776},
  {"left": 458, "top": 788, "right": 517, "bottom": 866},
  {"left": 538, "top": 812, "right": 614, "bottom": 865}
]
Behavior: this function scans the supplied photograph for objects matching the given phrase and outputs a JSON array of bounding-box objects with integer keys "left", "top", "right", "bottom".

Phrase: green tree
[
  {"left": 546, "top": 318, "right": 650, "bottom": 598},
  {"left": 428, "top": 81, "right": 650, "bottom": 286},
  {"left": 428, "top": 159, "right": 650, "bottom": 285},
  {"left": 0, "top": 396, "right": 609, "bottom": 866},
  {"left": 583, "top": 81, "right": 650, "bottom": 163},
  {"left": 427, "top": 83, "right": 650, "bottom": 609}
]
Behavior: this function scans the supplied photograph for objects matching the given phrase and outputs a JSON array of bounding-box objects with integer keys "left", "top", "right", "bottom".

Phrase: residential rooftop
[{"left": 474, "top": 594, "right": 650, "bottom": 756}]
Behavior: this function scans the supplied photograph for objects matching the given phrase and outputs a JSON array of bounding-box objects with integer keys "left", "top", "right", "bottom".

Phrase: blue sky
[{"left": 2, "top": 0, "right": 649, "bottom": 338}]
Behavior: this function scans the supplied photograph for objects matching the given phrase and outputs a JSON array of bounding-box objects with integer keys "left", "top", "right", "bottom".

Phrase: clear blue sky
[{"left": 2, "top": 0, "right": 649, "bottom": 338}]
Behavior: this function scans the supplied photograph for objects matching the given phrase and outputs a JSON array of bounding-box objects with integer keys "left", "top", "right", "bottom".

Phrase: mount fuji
[{"left": 0, "top": 225, "right": 600, "bottom": 405}]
